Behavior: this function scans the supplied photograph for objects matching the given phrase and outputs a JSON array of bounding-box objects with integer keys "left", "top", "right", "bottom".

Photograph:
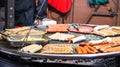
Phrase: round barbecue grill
[{"left": 0, "top": 24, "right": 120, "bottom": 67}]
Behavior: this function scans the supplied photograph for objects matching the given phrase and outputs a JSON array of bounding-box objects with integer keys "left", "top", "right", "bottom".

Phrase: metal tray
[{"left": 4, "top": 34, "right": 50, "bottom": 47}]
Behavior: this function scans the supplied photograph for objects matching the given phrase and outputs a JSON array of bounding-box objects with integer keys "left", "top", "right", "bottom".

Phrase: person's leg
[
  {"left": 24, "top": 8, "right": 35, "bottom": 26},
  {"left": 15, "top": 8, "right": 35, "bottom": 26},
  {"left": 15, "top": 0, "right": 36, "bottom": 26}
]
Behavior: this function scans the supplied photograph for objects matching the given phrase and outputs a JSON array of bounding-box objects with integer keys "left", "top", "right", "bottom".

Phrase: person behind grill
[{"left": 15, "top": 0, "right": 47, "bottom": 26}]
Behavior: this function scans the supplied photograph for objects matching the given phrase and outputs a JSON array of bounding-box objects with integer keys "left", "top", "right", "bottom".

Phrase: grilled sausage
[
  {"left": 75, "top": 46, "right": 82, "bottom": 54},
  {"left": 47, "top": 24, "right": 69, "bottom": 28},
  {"left": 84, "top": 46, "right": 95, "bottom": 54},
  {"left": 103, "top": 46, "right": 120, "bottom": 52},
  {"left": 87, "top": 46, "right": 98, "bottom": 53},
  {"left": 80, "top": 46, "right": 87, "bottom": 54},
  {"left": 46, "top": 28, "right": 68, "bottom": 33},
  {"left": 93, "top": 43, "right": 114, "bottom": 51}
]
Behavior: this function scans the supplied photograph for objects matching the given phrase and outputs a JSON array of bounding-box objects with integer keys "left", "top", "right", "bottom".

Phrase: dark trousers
[{"left": 15, "top": 0, "right": 47, "bottom": 26}]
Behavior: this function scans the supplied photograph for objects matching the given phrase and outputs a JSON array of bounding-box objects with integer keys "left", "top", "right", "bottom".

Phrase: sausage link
[
  {"left": 75, "top": 46, "right": 82, "bottom": 54},
  {"left": 93, "top": 43, "right": 114, "bottom": 52},
  {"left": 80, "top": 46, "right": 87, "bottom": 54},
  {"left": 84, "top": 46, "right": 95, "bottom": 54},
  {"left": 87, "top": 46, "right": 98, "bottom": 53},
  {"left": 103, "top": 46, "right": 120, "bottom": 52}
]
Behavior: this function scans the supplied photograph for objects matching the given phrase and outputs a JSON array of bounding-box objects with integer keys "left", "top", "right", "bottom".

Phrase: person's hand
[{"left": 34, "top": 19, "right": 42, "bottom": 25}]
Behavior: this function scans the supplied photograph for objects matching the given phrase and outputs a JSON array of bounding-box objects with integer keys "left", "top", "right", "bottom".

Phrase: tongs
[
  {"left": 0, "top": 32, "right": 16, "bottom": 40},
  {"left": 20, "top": 25, "right": 34, "bottom": 47},
  {"left": 71, "top": 24, "right": 80, "bottom": 30}
]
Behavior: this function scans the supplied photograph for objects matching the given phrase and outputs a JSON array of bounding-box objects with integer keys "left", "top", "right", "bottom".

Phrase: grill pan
[{"left": 0, "top": 24, "right": 120, "bottom": 66}]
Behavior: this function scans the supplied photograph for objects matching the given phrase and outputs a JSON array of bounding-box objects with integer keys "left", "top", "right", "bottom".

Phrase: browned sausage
[
  {"left": 99, "top": 44, "right": 114, "bottom": 52},
  {"left": 87, "top": 46, "right": 98, "bottom": 53},
  {"left": 93, "top": 43, "right": 114, "bottom": 49},
  {"left": 79, "top": 46, "right": 87, "bottom": 54},
  {"left": 84, "top": 46, "right": 95, "bottom": 54},
  {"left": 46, "top": 28, "right": 68, "bottom": 33},
  {"left": 93, "top": 44, "right": 104, "bottom": 49},
  {"left": 93, "top": 43, "right": 115, "bottom": 51},
  {"left": 103, "top": 46, "right": 120, "bottom": 52},
  {"left": 75, "top": 46, "right": 82, "bottom": 54},
  {"left": 47, "top": 24, "right": 69, "bottom": 28}
]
